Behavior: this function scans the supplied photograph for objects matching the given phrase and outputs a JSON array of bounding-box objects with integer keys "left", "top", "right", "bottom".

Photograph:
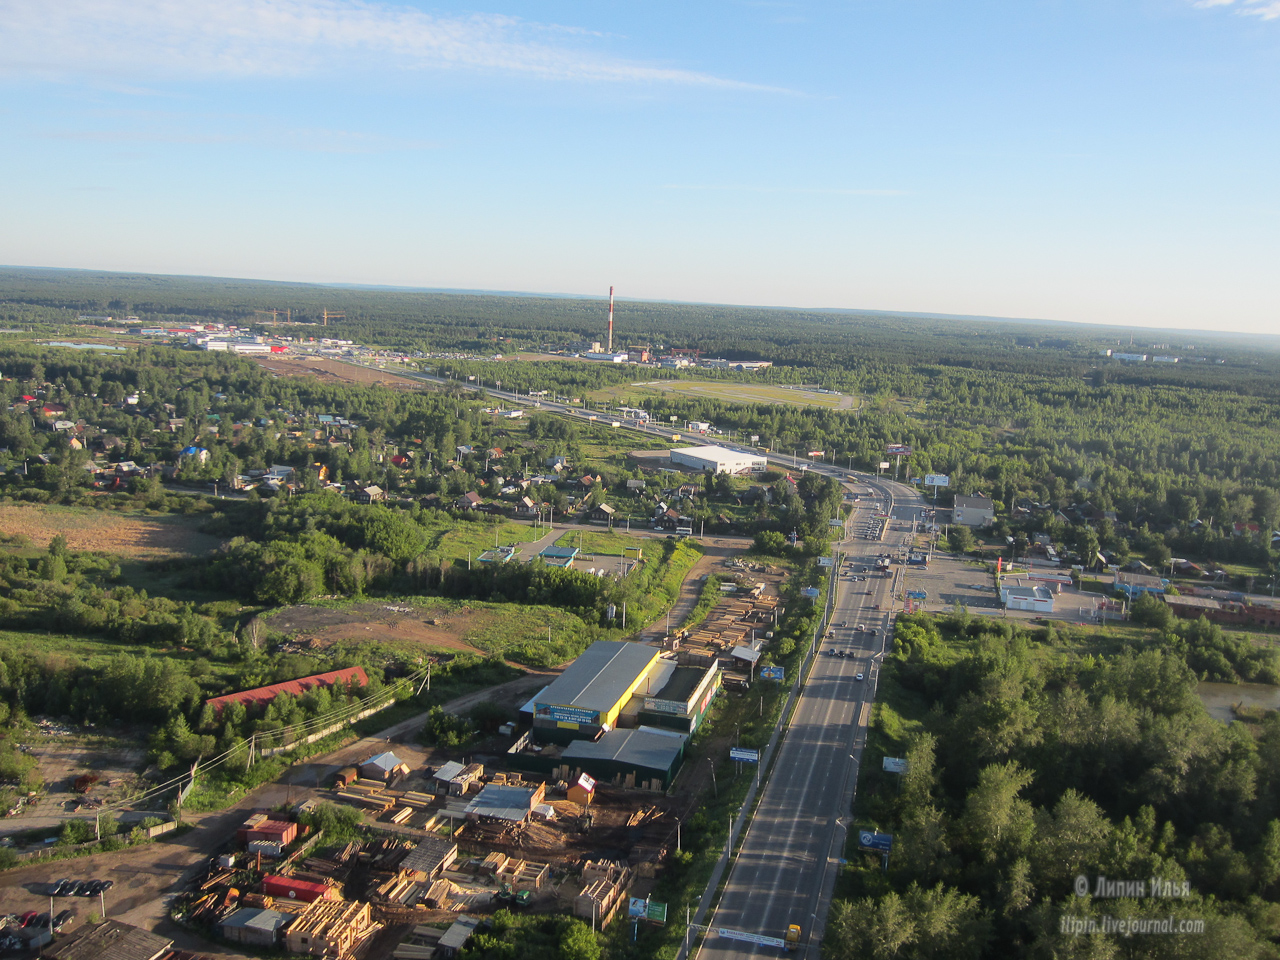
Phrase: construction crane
[
  {"left": 322, "top": 309, "right": 345, "bottom": 327},
  {"left": 252, "top": 308, "right": 291, "bottom": 322}
]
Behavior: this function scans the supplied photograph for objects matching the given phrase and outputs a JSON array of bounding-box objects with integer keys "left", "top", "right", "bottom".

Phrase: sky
[{"left": 0, "top": 0, "right": 1277, "bottom": 334}]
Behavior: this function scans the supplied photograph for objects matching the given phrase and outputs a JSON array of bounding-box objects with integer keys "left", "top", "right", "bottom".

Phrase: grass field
[
  {"left": 590, "top": 379, "right": 862, "bottom": 410},
  {"left": 554, "top": 529, "right": 648, "bottom": 557},
  {"left": 433, "top": 520, "right": 541, "bottom": 561},
  {"left": 0, "top": 501, "right": 225, "bottom": 559},
  {"left": 267, "top": 596, "right": 602, "bottom": 668}
]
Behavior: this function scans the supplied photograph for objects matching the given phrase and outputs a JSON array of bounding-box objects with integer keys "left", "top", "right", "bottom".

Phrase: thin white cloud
[
  {"left": 0, "top": 0, "right": 776, "bottom": 88},
  {"left": 660, "top": 184, "right": 908, "bottom": 196},
  {"left": 1193, "top": 0, "right": 1280, "bottom": 20},
  {"left": 38, "top": 125, "right": 437, "bottom": 153}
]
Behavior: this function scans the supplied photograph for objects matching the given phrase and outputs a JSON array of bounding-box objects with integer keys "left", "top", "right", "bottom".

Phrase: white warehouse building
[
  {"left": 999, "top": 581, "right": 1056, "bottom": 613},
  {"left": 670, "top": 445, "right": 768, "bottom": 476}
]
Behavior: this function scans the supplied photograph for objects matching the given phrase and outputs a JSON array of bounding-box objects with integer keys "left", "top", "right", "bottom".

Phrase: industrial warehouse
[
  {"left": 511, "top": 640, "right": 722, "bottom": 790},
  {"left": 669, "top": 445, "right": 769, "bottom": 475}
]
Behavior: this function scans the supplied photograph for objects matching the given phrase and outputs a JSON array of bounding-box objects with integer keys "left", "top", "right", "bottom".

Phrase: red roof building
[
  {"left": 262, "top": 875, "right": 337, "bottom": 904},
  {"left": 206, "top": 667, "right": 368, "bottom": 714}
]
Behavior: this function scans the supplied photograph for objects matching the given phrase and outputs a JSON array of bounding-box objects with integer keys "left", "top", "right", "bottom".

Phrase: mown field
[
  {"left": 0, "top": 502, "right": 225, "bottom": 559},
  {"left": 589, "top": 378, "right": 860, "bottom": 410}
]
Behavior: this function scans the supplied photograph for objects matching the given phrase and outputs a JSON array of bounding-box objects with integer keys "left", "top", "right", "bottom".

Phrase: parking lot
[
  {"left": 900, "top": 554, "right": 1002, "bottom": 613},
  {"left": 897, "top": 554, "right": 1108, "bottom": 624}
]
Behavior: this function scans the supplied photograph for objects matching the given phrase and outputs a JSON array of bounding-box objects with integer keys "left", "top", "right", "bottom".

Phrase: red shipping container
[{"left": 262, "top": 875, "right": 335, "bottom": 903}]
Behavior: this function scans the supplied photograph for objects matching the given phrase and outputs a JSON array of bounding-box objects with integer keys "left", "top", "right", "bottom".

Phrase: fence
[
  {"left": 258, "top": 701, "right": 397, "bottom": 758},
  {"left": 10, "top": 818, "right": 178, "bottom": 862}
]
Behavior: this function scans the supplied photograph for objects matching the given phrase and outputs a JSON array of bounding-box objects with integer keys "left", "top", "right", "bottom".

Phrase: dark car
[
  {"left": 98, "top": 879, "right": 113, "bottom": 893},
  {"left": 53, "top": 909, "right": 75, "bottom": 931},
  {"left": 85, "top": 880, "right": 104, "bottom": 896},
  {"left": 33, "top": 913, "right": 51, "bottom": 929},
  {"left": 68, "top": 880, "right": 89, "bottom": 896},
  {"left": 51, "top": 878, "right": 72, "bottom": 896},
  {"left": 18, "top": 912, "right": 38, "bottom": 927}
]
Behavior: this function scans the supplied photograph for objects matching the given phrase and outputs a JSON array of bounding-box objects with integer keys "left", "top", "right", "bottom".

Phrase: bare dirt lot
[
  {"left": 267, "top": 602, "right": 492, "bottom": 657},
  {"left": 9, "top": 731, "right": 150, "bottom": 830},
  {"left": 251, "top": 355, "right": 424, "bottom": 390},
  {"left": 0, "top": 504, "right": 224, "bottom": 559}
]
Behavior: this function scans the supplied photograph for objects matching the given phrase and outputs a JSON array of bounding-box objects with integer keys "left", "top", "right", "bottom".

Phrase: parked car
[
  {"left": 98, "top": 879, "right": 113, "bottom": 893},
  {"left": 51, "top": 878, "right": 71, "bottom": 896},
  {"left": 52, "top": 909, "right": 75, "bottom": 931},
  {"left": 19, "top": 912, "right": 38, "bottom": 927},
  {"left": 33, "top": 913, "right": 51, "bottom": 929}
]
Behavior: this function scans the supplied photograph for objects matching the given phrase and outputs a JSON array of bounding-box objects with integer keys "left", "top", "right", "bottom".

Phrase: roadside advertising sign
[
  {"left": 924, "top": 474, "right": 950, "bottom": 487},
  {"left": 760, "top": 666, "right": 785, "bottom": 681},
  {"left": 883, "top": 757, "right": 909, "bottom": 774},
  {"left": 730, "top": 747, "right": 760, "bottom": 763},
  {"left": 859, "top": 831, "right": 894, "bottom": 852},
  {"left": 886, "top": 444, "right": 913, "bottom": 456}
]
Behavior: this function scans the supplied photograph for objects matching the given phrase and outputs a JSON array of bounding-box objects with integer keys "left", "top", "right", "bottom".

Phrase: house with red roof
[{"left": 206, "top": 666, "right": 368, "bottom": 714}]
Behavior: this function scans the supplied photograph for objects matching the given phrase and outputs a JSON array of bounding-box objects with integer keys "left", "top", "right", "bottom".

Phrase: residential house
[
  {"left": 952, "top": 495, "right": 996, "bottom": 527},
  {"left": 589, "top": 503, "right": 617, "bottom": 524},
  {"left": 456, "top": 491, "right": 484, "bottom": 511},
  {"left": 353, "top": 485, "right": 385, "bottom": 504}
]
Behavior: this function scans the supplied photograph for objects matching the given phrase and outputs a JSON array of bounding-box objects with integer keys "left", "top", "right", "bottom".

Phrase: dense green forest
[{"left": 831, "top": 612, "right": 1280, "bottom": 958}]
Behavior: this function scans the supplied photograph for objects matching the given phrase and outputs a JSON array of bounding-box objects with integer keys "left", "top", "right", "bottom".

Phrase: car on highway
[{"left": 855, "top": 673, "right": 865, "bottom": 681}]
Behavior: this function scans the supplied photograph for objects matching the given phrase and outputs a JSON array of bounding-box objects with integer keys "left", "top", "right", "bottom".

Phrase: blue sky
[{"left": 1, "top": 0, "right": 1277, "bottom": 333}]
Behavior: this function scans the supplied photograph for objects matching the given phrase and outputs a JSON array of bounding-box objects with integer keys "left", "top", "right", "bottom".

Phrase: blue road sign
[
  {"left": 730, "top": 747, "right": 760, "bottom": 763},
  {"left": 858, "top": 830, "right": 894, "bottom": 852}
]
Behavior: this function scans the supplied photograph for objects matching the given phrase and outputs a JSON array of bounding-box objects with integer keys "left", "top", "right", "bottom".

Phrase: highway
[{"left": 695, "top": 477, "right": 927, "bottom": 960}]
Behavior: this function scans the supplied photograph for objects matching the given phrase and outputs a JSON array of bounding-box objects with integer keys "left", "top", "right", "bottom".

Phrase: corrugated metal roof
[
  {"left": 438, "top": 916, "right": 479, "bottom": 950},
  {"left": 433, "top": 760, "right": 465, "bottom": 781},
  {"left": 563, "top": 728, "right": 686, "bottom": 773},
  {"left": 207, "top": 667, "right": 368, "bottom": 713},
  {"left": 401, "top": 836, "right": 458, "bottom": 875},
  {"left": 220, "top": 908, "right": 292, "bottom": 933},
  {"left": 43, "top": 920, "right": 173, "bottom": 960},
  {"left": 534, "top": 641, "right": 659, "bottom": 714},
  {"left": 464, "top": 784, "right": 536, "bottom": 822},
  {"left": 363, "top": 751, "right": 406, "bottom": 772}
]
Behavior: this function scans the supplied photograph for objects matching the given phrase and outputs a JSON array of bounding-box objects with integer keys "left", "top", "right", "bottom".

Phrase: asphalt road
[{"left": 695, "top": 476, "right": 924, "bottom": 960}]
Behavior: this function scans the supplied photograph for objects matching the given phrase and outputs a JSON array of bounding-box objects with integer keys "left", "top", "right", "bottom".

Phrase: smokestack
[{"left": 607, "top": 286, "right": 614, "bottom": 353}]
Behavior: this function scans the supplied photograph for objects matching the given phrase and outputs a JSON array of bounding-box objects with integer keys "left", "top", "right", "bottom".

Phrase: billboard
[
  {"left": 886, "top": 444, "right": 912, "bottom": 456},
  {"left": 883, "top": 757, "right": 909, "bottom": 774},
  {"left": 730, "top": 747, "right": 760, "bottom": 763},
  {"left": 630, "top": 898, "right": 668, "bottom": 922},
  {"left": 643, "top": 698, "right": 686, "bottom": 715},
  {"left": 760, "top": 665, "right": 785, "bottom": 681},
  {"left": 802, "top": 587, "right": 821, "bottom": 599},
  {"left": 879, "top": 461, "right": 891, "bottom": 470},
  {"left": 924, "top": 474, "right": 950, "bottom": 487},
  {"left": 858, "top": 830, "right": 894, "bottom": 852},
  {"left": 538, "top": 704, "right": 600, "bottom": 725},
  {"left": 808, "top": 450, "right": 824, "bottom": 457},
  {"left": 818, "top": 556, "right": 834, "bottom": 567}
]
